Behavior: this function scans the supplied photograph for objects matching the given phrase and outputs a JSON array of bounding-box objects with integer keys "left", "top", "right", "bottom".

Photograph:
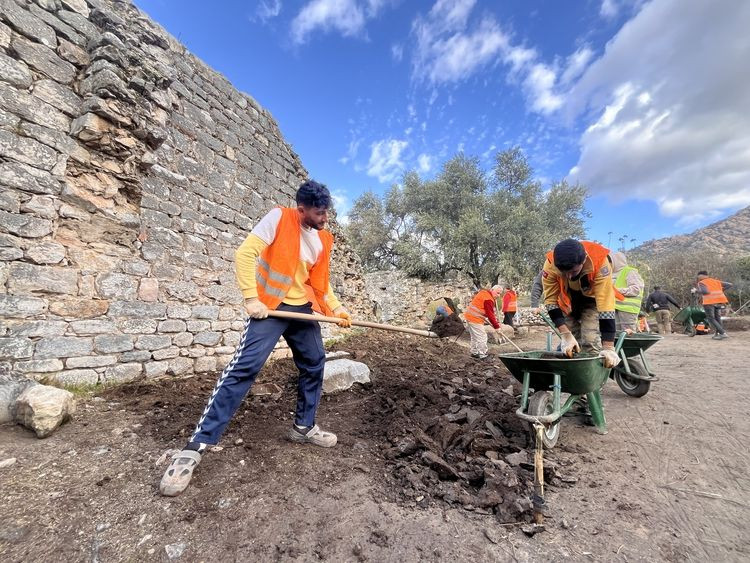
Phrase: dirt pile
[{"left": 103, "top": 332, "right": 558, "bottom": 522}]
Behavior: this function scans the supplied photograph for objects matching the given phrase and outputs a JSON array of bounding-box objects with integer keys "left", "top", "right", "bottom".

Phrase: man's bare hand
[{"left": 244, "top": 298, "right": 269, "bottom": 319}]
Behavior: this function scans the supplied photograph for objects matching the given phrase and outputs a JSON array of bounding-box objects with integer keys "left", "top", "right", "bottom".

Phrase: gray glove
[
  {"left": 560, "top": 332, "right": 580, "bottom": 357},
  {"left": 599, "top": 348, "right": 620, "bottom": 368}
]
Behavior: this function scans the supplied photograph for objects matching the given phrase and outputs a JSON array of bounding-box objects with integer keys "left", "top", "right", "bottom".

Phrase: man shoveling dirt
[{"left": 160, "top": 180, "right": 352, "bottom": 496}]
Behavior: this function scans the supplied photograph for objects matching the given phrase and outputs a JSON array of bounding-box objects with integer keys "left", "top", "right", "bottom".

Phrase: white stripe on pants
[{"left": 467, "top": 321, "right": 488, "bottom": 355}]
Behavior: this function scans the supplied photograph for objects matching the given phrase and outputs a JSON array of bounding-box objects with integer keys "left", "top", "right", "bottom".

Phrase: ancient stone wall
[{"left": 0, "top": 0, "right": 368, "bottom": 386}]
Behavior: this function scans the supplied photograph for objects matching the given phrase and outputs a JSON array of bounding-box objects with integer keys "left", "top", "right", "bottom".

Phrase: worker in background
[
  {"left": 542, "top": 239, "right": 620, "bottom": 368},
  {"left": 464, "top": 285, "right": 504, "bottom": 359},
  {"left": 501, "top": 286, "right": 517, "bottom": 328},
  {"left": 610, "top": 252, "right": 644, "bottom": 332},
  {"left": 644, "top": 286, "right": 680, "bottom": 334},
  {"left": 694, "top": 270, "right": 732, "bottom": 340},
  {"left": 160, "top": 180, "right": 352, "bottom": 496}
]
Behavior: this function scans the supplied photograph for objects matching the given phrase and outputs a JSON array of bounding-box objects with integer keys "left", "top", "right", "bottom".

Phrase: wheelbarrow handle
[{"left": 539, "top": 311, "right": 562, "bottom": 339}]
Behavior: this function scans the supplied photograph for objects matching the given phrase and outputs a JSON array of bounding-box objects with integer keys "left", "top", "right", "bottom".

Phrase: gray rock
[
  {"left": 6, "top": 320, "right": 67, "bottom": 337},
  {"left": 191, "top": 305, "right": 220, "bottom": 319},
  {"left": 35, "top": 336, "right": 93, "bottom": 359},
  {"left": 65, "top": 355, "right": 116, "bottom": 368},
  {"left": 11, "top": 34, "right": 76, "bottom": 84},
  {"left": 0, "top": 0, "right": 57, "bottom": 48},
  {"left": 0, "top": 295, "right": 47, "bottom": 317},
  {"left": 194, "top": 356, "right": 217, "bottom": 373},
  {"left": 103, "top": 363, "right": 142, "bottom": 382},
  {"left": 8, "top": 262, "right": 78, "bottom": 295},
  {"left": 193, "top": 331, "right": 221, "bottom": 346},
  {"left": 93, "top": 334, "right": 133, "bottom": 354},
  {"left": 0, "top": 129, "right": 59, "bottom": 171},
  {"left": 165, "top": 543, "right": 187, "bottom": 560},
  {"left": 135, "top": 334, "right": 172, "bottom": 351},
  {"left": 186, "top": 320, "right": 210, "bottom": 333},
  {"left": 95, "top": 273, "right": 138, "bottom": 300},
  {"left": 108, "top": 301, "right": 167, "bottom": 319},
  {"left": 171, "top": 332, "right": 193, "bottom": 347},
  {"left": 0, "top": 370, "right": 37, "bottom": 423},
  {"left": 0, "top": 337, "right": 34, "bottom": 360},
  {"left": 157, "top": 320, "right": 187, "bottom": 333},
  {"left": 0, "top": 210, "right": 54, "bottom": 238},
  {"left": 15, "top": 358, "right": 64, "bottom": 373},
  {"left": 0, "top": 52, "right": 33, "bottom": 88},
  {"left": 25, "top": 241, "right": 66, "bottom": 264},
  {"left": 15, "top": 384, "right": 76, "bottom": 438},
  {"left": 69, "top": 320, "right": 115, "bottom": 335},
  {"left": 168, "top": 357, "right": 193, "bottom": 375},
  {"left": 322, "top": 359, "right": 371, "bottom": 394},
  {"left": 119, "top": 350, "right": 152, "bottom": 363},
  {"left": 0, "top": 160, "right": 63, "bottom": 195},
  {"left": 144, "top": 361, "right": 168, "bottom": 378},
  {"left": 48, "top": 368, "right": 98, "bottom": 385},
  {"left": 152, "top": 346, "right": 179, "bottom": 360}
]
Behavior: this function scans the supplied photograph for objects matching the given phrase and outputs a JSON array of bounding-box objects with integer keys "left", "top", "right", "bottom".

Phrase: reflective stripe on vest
[
  {"left": 701, "top": 278, "right": 728, "bottom": 305},
  {"left": 465, "top": 289, "right": 492, "bottom": 324},
  {"left": 614, "top": 266, "right": 643, "bottom": 314}
]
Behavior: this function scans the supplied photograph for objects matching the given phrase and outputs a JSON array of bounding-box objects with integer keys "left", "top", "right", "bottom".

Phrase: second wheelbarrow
[
  {"left": 673, "top": 305, "right": 706, "bottom": 336},
  {"left": 611, "top": 332, "right": 662, "bottom": 397},
  {"left": 498, "top": 334, "right": 626, "bottom": 449}
]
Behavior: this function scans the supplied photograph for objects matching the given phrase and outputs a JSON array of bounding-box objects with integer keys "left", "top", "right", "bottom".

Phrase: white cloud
[
  {"left": 367, "top": 139, "right": 408, "bottom": 182},
  {"left": 567, "top": 0, "right": 750, "bottom": 220},
  {"left": 338, "top": 137, "right": 361, "bottom": 164},
  {"left": 253, "top": 0, "right": 282, "bottom": 22},
  {"left": 291, "top": 0, "right": 392, "bottom": 44},
  {"left": 391, "top": 43, "right": 403, "bottom": 62},
  {"left": 600, "top": 0, "right": 618, "bottom": 19},
  {"left": 417, "top": 153, "right": 432, "bottom": 173}
]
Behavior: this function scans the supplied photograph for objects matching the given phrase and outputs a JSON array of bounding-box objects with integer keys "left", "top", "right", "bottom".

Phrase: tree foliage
[{"left": 345, "top": 147, "right": 589, "bottom": 288}]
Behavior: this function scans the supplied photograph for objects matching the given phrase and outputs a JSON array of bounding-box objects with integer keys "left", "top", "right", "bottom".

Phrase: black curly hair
[{"left": 296, "top": 180, "right": 331, "bottom": 209}]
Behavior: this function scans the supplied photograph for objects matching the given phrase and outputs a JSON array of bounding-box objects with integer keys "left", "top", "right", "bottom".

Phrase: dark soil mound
[{"left": 103, "top": 332, "right": 552, "bottom": 523}]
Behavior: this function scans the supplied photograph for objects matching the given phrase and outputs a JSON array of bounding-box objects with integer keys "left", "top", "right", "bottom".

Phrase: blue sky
[{"left": 133, "top": 0, "right": 750, "bottom": 249}]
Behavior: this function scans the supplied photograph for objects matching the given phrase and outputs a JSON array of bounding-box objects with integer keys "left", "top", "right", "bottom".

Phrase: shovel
[{"left": 267, "top": 310, "right": 438, "bottom": 338}]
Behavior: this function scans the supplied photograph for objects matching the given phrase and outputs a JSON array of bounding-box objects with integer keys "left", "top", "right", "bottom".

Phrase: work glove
[
  {"left": 652, "top": 304, "right": 659, "bottom": 309},
  {"left": 690, "top": 288, "right": 697, "bottom": 294},
  {"left": 599, "top": 347, "right": 620, "bottom": 368},
  {"left": 560, "top": 332, "right": 580, "bottom": 358},
  {"left": 333, "top": 307, "right": 352, "bottom": 328},
  {"left": 244, "top": 298, "right": 269, "bottom": 319}
]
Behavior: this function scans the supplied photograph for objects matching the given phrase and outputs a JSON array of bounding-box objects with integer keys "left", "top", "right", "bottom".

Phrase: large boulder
[
  {"left": 14, "top": 385, "right": 77, "bottom": 438},
  {"left": 322, "top": 359, "right": 370, "bottom": 394}
]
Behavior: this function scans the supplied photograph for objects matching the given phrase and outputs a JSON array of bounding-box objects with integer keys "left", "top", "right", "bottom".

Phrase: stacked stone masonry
[{"left": 0, "top": 0, "right": 369, "bottom": 386}]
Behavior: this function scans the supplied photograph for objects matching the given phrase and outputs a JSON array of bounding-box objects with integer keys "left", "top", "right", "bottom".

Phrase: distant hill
[{"left": 631, "top": 205, "right": 750, "bottom": 257}]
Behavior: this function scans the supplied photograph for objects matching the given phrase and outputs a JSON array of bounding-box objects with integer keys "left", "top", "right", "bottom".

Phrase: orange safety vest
[
  {"left": 503, "top": 290, "right": 517, "bottom": 313},
  {"left": 700, "top": 278, "right": 728, "bottom": 305},
  {"left": 465, "top": 289, "right": 494, "bottom": 324},
  {"left": 545, "top": 241, "right": 611, "bottom": 315},
  {"left": 256, "top": 207, "right": 334, "bottom": 316}
]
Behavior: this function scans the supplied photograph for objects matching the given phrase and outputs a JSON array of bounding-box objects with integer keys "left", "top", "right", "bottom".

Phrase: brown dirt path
[{"left": 0, "top": 328, "right": 748, "bottom": 562}]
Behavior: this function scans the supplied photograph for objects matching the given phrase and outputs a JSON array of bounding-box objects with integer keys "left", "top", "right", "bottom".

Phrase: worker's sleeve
[
  {"left": 721, "top": 281, "right": 733, "bottom": 290},
  {"left": 324, "top": 282, "right": 342, "bottom": 312},
  {"left": 235, "top": 234, "right": 268, "bottom": 299},
  {"left": 530, "top": 271, "right": 543, "bottom": 308},
  {"left": 698, "top": 282, "right": 709, "bottom": 295},
  {"left": 592, "top": 269, "right": 616, "bottom": 342},
  {"left": 483, "top": 300, "right": 500, "bottom": 329},
  {"left": 621, "top": 270, "right": 645, "bottom": 297},
  {"left": 542, "top": 260, "right": 566, "bottom": 327},
  {"left": 667, "top": 294, "right": 680, "bottom": 308}
]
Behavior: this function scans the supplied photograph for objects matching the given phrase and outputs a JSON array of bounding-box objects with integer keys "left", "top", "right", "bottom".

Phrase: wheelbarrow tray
[
  {"left": 674, "top": 306, "right": 705, "bottom": 324},
  {"left": 618, "top": 333, "right": 662, "bottom": 358},
  {"left": 499, "top": 351, "right": 610, "bottom": 395}
]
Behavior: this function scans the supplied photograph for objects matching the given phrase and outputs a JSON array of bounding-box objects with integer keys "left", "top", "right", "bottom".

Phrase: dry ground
[{"left": 1, "top": 325, "right": 748, "bottom": 562}]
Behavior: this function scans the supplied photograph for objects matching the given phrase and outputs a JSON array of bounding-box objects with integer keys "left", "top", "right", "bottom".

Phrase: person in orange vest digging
[
  {"left": 541, "top": 239, "right": 620, "bottom": 368},
  {"left": 464, "top": 285, "right": 504, "bottom": 359},
  {"left": 501, "top": 286, "right": 517, "bottom": 328},
  {"left": 160, "top": 180, "right": 352, "bottom": 496},
  {"left": 694, "top": 270, "right": 732, "bottom": 340}
]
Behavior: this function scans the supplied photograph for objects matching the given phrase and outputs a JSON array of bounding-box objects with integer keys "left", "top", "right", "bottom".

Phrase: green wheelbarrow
[
  {"left": 611, "top": 332, "right": 662, "bottom": 398},
  {"left": 498, "top": 334, "right": 626, "bottom": 449},
  {"left": 673, "top": 305, "right": 706, "bottom": 336}
]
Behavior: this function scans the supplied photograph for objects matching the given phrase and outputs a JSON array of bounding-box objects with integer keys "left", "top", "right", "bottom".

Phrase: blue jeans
[{"left": 190, "top": 302, "right": 326, "bottom": 445}]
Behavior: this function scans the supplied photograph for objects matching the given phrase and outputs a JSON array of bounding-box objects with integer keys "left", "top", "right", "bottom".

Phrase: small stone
[
  {"left": 234, "top": 438, "right": 243, "bottom": 445},
  {"left": 521, "top": 523, "right": 545, "bottom": 536},
  {"left": 0, "top": 457, "right": 17, "bottom": 469},
  {"left": 165, "top": 543, "right": 187, "bottom": 559},
  {"left": 96, "top": 522, "right": 110, "bottom": 532}
]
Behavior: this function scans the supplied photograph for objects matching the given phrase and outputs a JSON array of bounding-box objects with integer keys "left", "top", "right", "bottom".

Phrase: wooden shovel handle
[{"left": 267, "top": 310, "right": 438, "bottom": 338}]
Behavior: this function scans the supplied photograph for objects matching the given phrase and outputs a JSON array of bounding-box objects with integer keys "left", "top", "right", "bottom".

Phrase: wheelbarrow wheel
[
  {"left": 614, "top": 359, "right": 651, "bottom": 398},
  {"left": 527, "top": 391, "right": 560, "bottom": 449}
]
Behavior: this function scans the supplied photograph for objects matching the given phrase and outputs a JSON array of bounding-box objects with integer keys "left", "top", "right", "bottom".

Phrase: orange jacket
[
  {"left": 700, "top": 278, "right": 728, "bottom": 305},
  {"left": 544, "top": 241, "right": 612, "bottom": 315},
  {"left": 502, "top": 290, "right": 517, "bottom": 313},
  {"left": 256, "top": 207, "right": 334, "bottom": 316},
  {"left": 465, "top": 289, "right": 495, "bottom": 324}
]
